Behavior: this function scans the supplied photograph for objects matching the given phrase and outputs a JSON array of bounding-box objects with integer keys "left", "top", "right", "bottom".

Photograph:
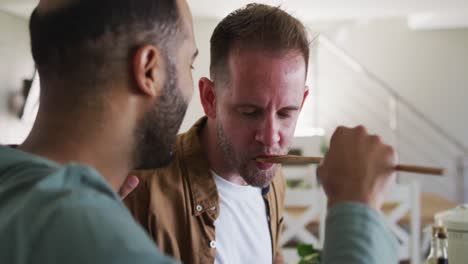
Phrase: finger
[
  {"left": 119, "top": 175, "right": 139, "bottom": 199},
  {"left": 369, "top": 135, "right": 381, "bottom": 145},
  {"left": 378, "top": 168, "right": 396, "bottom": 202},
  {"left": 316, "top": 164, "right": 325, "bottom": 186},
  {"left": 354, "top": 125, "right": 367, "bottom": 136},
  {"left": 330, "top": 126, "right": 346, "bottom": 146},
  {"left": 383, "top": 145, "right": 396, "bottom": 163},
  {"left": 380, "top": 145, "right": 396, "bottom": 170}
]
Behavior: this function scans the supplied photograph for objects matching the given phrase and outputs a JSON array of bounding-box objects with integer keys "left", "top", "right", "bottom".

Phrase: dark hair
[
  {"left": 30, "top": 0, "right": 181, "bottom": 87},
  {"left": 210, "top": 3, "right": 310, "bottom": 81}
]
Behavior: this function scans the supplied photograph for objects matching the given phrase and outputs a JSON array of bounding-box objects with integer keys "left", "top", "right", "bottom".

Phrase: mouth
[{"left": 253, "top": 155, "right": 278, "bottom": 170}]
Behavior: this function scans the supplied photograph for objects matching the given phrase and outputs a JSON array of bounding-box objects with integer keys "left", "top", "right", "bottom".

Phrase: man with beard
[
  {"left": 0, "top": 0, "right": 197, "bottom": 263},
  {"left": 0, "top": 0, "right": 397, "bottom": 264},
  {"left": 125, "top": 4, "right": 398, "bottom": 264}
]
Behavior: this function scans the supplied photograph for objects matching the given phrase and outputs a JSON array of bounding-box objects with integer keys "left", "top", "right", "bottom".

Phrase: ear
[
  {"left": 133, "top": 45, "right": 164, "bottom": 98},
  {"left": 199, "top": 77, "right": 217, "bottom": 118},
  {"left": 300, "top": 86, "right": 310, "bottom": 110}
]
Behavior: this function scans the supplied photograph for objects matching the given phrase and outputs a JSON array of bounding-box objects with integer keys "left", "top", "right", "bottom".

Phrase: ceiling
[{"left": 1, "top": 0, "right": 468, "bottom": 29}]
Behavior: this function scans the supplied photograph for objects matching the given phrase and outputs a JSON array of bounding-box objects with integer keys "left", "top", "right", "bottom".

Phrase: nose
[{"left": 255, "top": 115, "right": 280, "bottom": 147}]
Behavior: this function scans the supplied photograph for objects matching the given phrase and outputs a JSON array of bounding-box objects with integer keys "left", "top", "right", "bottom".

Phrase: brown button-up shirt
[{"left": 125, "top": 117, "right": 285, "bottom": 264}]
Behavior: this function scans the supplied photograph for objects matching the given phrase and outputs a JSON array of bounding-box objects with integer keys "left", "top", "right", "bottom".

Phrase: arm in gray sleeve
[{"left": 322, "top": 202, "right": 399, "bottom": 264}]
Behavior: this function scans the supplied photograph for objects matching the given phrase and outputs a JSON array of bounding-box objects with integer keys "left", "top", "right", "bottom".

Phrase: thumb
[{"left": 119, "top": 175, "right": 139, "bottom": 200}]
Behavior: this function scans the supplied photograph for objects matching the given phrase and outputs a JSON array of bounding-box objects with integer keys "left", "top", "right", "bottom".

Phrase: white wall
[
  {"left": 0, "top": 11, "right": 34, "bottom": 144},
  {"left": 318, "top": 18, "right": 468, "bottom": 201},
  {"left": 326, "top": 18, "right": 468, "bottom": 149},
  {"left": 179, "top": 18, "right": 218, "bottom": 133}
]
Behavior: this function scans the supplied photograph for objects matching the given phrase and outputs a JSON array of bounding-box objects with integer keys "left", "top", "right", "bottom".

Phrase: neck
[
  {"left": 201, "top": 118, "right": 247, "bottom": 186},
  {"left": 19, "top": 107, "right": 135, "bottom": 192}
]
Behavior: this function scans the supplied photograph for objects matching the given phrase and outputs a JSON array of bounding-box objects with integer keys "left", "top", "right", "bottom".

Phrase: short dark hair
[
  {"left": 30, "top": 0, "right": 181, "bottom": 88},
  {"left": 210, "top": 3, "right": 310, "bottom": 82}
]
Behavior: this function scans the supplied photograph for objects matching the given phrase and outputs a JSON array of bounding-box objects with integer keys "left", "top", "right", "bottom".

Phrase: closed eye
[
  {"left": 278, "top": 108, "right": 298, "bottom": 119},
  {"left": 238, "top": 106, "right": 261, "bottom": 117},
  {"left": 278, "top": 111, "right": 291, "bottom": 119},
  {"left": 241, "top": 110, "right": 259, "bottom": 116}
]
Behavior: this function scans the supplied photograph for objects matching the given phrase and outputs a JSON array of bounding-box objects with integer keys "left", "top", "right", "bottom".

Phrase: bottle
[{"left": 425, "top": 226, "right": 449, "bottom": 264}]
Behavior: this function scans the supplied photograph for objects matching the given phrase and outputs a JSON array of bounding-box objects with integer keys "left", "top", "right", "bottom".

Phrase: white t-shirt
[{"left": 212, "top": 171, "right": 272, "bottom": 264}]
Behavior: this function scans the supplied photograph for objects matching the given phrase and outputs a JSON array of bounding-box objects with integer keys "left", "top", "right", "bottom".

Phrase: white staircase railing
[{"left": 306, "top": 34, "right": 468, "bottom": 203}]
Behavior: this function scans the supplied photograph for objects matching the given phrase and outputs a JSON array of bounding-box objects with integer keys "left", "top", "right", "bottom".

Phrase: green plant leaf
[
  {"left": 297, "top": 243, "right": 322, "bottom": 264},
  {"left": 297, "top": 243, "right": 315, "bottom": 257}
]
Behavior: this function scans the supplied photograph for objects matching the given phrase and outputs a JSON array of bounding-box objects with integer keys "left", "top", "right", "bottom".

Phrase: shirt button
[
  {"left": 209, "top": 240, "right": 216, "bottom": 248},
  {"left": 196, "top": 205, "right": 203, "bottom": 212}
]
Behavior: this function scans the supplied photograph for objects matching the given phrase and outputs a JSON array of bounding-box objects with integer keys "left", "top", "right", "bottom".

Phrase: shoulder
[
  {"left": 35, "top": 194, "right": 175, "bottom": 263},
  {"left": 131, "top": 129, "right": 201, "bottom": 192},
  {"left": 126, "top": 134, "right": 191, "bottom": 217},
  {"left": 1, "top": 161, "right": 119, "bottom": 208},
  {"left": 130, "top": 153, "right": 186, "bottom": 195}
]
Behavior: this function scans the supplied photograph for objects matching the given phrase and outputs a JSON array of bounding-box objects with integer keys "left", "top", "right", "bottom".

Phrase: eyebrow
[
  {"left": 236, "top": 104, "right": 261, "bottom": 109},
  {"left": 281, "top": 106, "right": 300, "bottom": 111},
  {"left": 236, "top": 104, "right": 300, "bottom": 111}
]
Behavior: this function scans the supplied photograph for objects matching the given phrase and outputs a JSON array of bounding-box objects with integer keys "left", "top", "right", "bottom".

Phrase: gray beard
[{"left": 216, "top": 120, "right": 278, "bottom": 188}]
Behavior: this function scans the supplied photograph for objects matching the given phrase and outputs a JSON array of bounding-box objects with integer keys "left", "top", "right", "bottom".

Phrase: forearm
[{"left": 322, "top": 202, "right": 398, "bottom": 264}]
